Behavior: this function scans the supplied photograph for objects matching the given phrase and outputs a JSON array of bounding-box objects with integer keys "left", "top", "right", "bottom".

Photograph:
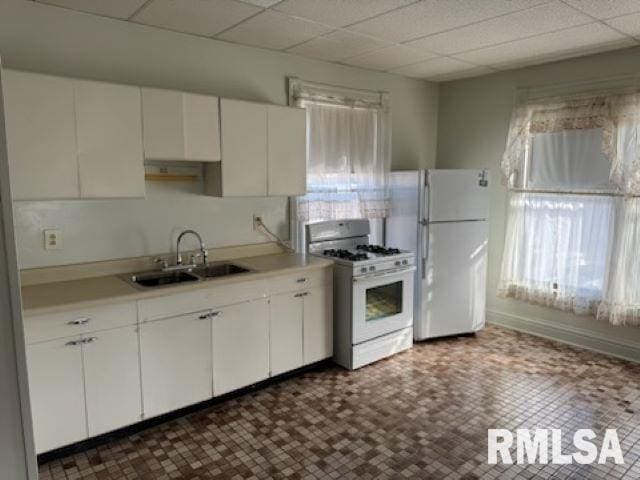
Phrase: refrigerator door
[
  {"left": 427, "top": 169, "right": 489, "bottom": 222},
  {"left": 416, "top": 220, "right": 488, "bottom": 340}
]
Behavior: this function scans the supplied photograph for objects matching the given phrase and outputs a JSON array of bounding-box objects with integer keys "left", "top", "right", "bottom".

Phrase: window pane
[{"left": 528, "top": 128, "right": 615, "bottom": 191}]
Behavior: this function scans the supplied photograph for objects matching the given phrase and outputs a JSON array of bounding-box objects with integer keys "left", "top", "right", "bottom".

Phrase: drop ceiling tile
[
  {"left": 390, "top": 57, "right": 490, "bottom": 79},
  {"left": 217, "top": 10, "right": 331, "bottom": 50},
  {"left": 607, "top": 12, "right": 640, "bottom": 37},
  {"left": 405, "top": 1, "right": 592, "bottom": 55},
  {"left": 563, "top": 0, "right": 640, "bottom": 20},
  {"left": 133, "top": 0, "right": 262, "bottom": 37},
  {"left": 288, "top": 31, "right": 390, "bottom": 62},
  {"left": 343, "top": 45, "right": 438, "bottom": 71},
  {"left": 37, "top": 0, "right": 148, "bottom": 19},
  {"left": 455, "top": 23, "right": 633, "bottom": 69},
  {"left": 273, "top": 0, "right": 416, "bottom": 28},
  {"left": 348, "top": 0, "right": 546, "bottom": 43},
  {"left": 428, "top": 66, "right": 498, "bottom": 82}
]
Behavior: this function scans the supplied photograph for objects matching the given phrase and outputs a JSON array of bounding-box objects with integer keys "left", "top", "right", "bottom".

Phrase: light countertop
[{"left": 21, "top": 253, "right": 332, "bottom": 316}]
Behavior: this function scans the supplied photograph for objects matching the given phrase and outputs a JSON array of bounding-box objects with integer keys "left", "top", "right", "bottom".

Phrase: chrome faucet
[{"left": 176, "top": 229, "right": 208, "bottom": 266}]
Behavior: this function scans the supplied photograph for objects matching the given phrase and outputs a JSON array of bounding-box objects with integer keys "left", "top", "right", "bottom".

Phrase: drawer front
[
  {"left": 25, "top": 302, "right": 137, "bottom": 344},
  {"left": 267, "top": 268, "right": 332, "bottom": 296},
  {"left": 138, "top": 279, "right": 266, "bottom": 322}
]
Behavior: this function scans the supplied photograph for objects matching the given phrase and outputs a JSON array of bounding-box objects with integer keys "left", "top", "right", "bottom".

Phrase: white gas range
[{"left": 306, "top": 219, "right": 415, "bottom": 370}]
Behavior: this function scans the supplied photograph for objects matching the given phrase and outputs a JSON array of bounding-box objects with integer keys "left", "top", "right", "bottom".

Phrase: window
[
  {"left": 499, "top": 91, "right": 640, "bottom": 324},
  {"left": 288, "top": 78, "right": 391, "bottom": 250}
]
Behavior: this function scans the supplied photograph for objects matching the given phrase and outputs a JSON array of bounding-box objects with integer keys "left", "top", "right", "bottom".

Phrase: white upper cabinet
[
  {"left": 205, "top": 99, "right": 306, "bottom": 197},
  {"left": 267, "top": 105, "right": 306, "bottom": 196},
  {"left": 141, "top": 88, "right": 221, "bottom": 162},
  {"left": 2, "top": 71, "right": 80, "bottom": 200},
  {"left": 219, "top": 98, "right": 268, "bottom": 197},
  {"left": 75, "top": 80, "right": 146, "bottom": 198}
]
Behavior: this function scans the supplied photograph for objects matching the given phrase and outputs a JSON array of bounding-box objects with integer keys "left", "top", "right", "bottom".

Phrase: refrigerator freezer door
[
  {"left": 416, "top": 220, "right": 488, "bottom": 340},
  {"left": 427, "top": 169, "right": 489, "bottom": 222}
]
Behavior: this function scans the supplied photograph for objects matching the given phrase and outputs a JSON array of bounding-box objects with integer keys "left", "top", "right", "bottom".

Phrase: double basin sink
[{"left": 124, "top": 262, "right": 252, "bottom": 289}]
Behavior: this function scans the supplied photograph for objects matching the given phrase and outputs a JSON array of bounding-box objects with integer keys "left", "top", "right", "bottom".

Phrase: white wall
[
  {"left": 0, "top": 0, "right": 439, "bottom": 269},
  {"left": 437, "top": 45, "right": 640, "bottom": 360},
  {"left": 0, "top": 63, "right": 37, "bottom": 480}
]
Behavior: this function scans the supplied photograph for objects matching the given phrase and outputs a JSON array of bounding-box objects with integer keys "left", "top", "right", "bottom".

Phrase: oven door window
[{"left": 365, "top": 281, "right": 403, "bottom": 321}]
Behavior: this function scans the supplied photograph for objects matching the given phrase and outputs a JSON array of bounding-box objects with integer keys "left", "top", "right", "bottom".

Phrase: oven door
[{"left": 352, "top": 266, "right": 415, "bottom": 345}]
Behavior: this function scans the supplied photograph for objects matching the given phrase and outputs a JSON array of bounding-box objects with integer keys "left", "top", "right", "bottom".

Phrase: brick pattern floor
[{"left": 38, "top": 325, "right": 640, "bottom": 479}]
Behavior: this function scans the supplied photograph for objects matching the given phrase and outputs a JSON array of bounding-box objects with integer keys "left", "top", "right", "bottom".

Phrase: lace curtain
[
  {"left": 499, "top": 90, "right": 640, "bottom": 325},
  {"left": 289, "top": 78, "right": 391, "bottom": 224}
]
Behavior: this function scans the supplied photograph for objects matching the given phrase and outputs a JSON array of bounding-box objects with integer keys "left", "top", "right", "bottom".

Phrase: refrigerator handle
[{"left": 421, "top": 220, "right": 429, "bottom": 280}]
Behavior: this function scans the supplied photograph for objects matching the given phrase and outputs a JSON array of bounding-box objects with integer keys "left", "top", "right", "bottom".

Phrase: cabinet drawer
[
  {"left": 138, "top": 279, "right": 266, "bottom": 322},
  {"left": 25, "top": 302, "right": 137, "bottom": 344},
  {"left": 267, "top": 268, "right": 332, "bottom": 296}
]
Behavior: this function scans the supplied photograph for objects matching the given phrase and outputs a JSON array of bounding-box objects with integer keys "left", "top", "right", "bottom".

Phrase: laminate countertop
[{"left": 21, "top": 253, "right": 333, "bottom": 316}]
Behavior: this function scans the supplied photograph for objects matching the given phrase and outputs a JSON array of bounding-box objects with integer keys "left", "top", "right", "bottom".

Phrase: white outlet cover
[{"left": 43, "top": 229, "right": 62, "bottom": 251}]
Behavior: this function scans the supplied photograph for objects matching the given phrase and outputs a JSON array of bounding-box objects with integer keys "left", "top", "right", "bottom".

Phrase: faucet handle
[{"left": 153, "top": 257, "right": 169, "bottom": 270}]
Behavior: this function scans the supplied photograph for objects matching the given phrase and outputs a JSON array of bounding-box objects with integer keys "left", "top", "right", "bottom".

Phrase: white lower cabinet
[
  {"left": 83, "top": 326, "right": 142, "bottom": 436},
  {"left": 269, "top": 284, "right": 333, "bottom": 374},
  {"left": 27, "top": 337, "right": 87, "bottom": 454},
  {"left": 212, "top": 299, "right": 270, "bottom": 395},
  {"left": 270, "top": 292, "right": 304, "bottom": 376},
  {"left": 140, "top": 310, "right": 213, "bottom": 418},
  {"left": 303, "top": 286, "right": 333, "bottom": 365}
]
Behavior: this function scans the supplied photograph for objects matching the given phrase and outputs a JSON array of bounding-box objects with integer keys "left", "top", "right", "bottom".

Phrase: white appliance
[
  {"left": 386, "top": 169, "right": 489, "bottom": 340},
  {"left": 306, "top": 219, "right": 415, "bottom": 370}
]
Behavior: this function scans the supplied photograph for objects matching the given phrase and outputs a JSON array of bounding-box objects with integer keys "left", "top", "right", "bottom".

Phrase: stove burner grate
[
  {"left": 356, "top": 244, "right": 401, "bottom": 255},
  {"left": 322, "top": 249, "right": 369, "bottom": 261}
]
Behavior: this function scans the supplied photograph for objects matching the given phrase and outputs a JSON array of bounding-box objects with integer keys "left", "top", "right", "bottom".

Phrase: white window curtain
[
  {"left": 498, "top": 88, "right": 640, "bottom": 325},
  {"left": 288, "top": 77, "right": 391, "bottom": 249}
]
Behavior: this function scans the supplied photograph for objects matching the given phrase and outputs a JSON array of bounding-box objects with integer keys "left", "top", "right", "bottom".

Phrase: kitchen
[{"left": 2, "top": 1, "right": 640, "bottom": 479}]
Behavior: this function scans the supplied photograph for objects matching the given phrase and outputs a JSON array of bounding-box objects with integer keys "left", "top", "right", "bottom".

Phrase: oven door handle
[{"left": 352, "top": 266, "right": 416, "bottom": 282}]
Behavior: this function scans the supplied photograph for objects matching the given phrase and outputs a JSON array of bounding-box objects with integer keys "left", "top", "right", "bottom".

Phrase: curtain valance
[{"left": 502, "top": 92, "right": 640, "bottom": 195}]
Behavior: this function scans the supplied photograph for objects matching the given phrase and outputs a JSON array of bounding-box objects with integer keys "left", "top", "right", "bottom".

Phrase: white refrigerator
[{"left": 385, "top": 169, "right": 489, "bottom": 340}]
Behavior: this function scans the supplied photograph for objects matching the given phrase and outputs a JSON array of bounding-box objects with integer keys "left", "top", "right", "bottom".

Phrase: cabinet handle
[
  {"left": 68, "top": 317, "right": 90, "bottom": 325},
  {"left": 198, "top": 312, "right": 211, "bottom": 320},
  {"left": 209, "top": 311, "right": 221, "bottom": 318},
  {"left": 296, "top": 278, "right": 307, "bottom": 283},
  {"left": 294, "top": 292, "right": 309, "bottom": 298},
  {"left": 65, "top": 340, "right": 82, "bottom": 346},
  {"left": 82, "top": 337, "right": 98, "bottom": 344}
]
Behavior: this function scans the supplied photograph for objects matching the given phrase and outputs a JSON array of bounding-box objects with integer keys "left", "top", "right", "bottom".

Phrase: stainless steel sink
[
  {"left": 123, "top": 262, "right": 253, "bottom": 289},
  {"left": 191, "top": 263, "right": 251, "bottom": 279},
  {"left": 129, "top": 270, "right": 200, "bottom": 288}
]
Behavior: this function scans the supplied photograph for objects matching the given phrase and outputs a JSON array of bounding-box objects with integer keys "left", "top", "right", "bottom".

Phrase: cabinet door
[
  {"left": 212, "top": 299, "right": 269, "bottom": 395},
  {"left": 184, "top": 93, "right": 221, "bottom": 162},
  {"left": 83, "top": 326, "right": 142, "bottom": 436},
  {"left": 267, "top": 105, "right": 306, "bottom": 196},
  {"left": 75, "top": 80, "right": 145, "bottom": 198},
  {"left": 141, "top": 88, "right": 185, "bottom": 160},
  {"left": 140, "top": 310, "right": 212, "bottom": 418},
  {"left": 3, "top": 70, "right": 79, "bottom": 200},
  {"left": 26, "top": 337, "right": 87, "bottom": 453},
  {"left": 269, "top": 292, "right": 303, "bottom": 376},
  {"left": 303, "top": 286, "right": 333, "bottom": 365},
  {"left": 220, "top": 98, "right": 267, "bottom": 196}
]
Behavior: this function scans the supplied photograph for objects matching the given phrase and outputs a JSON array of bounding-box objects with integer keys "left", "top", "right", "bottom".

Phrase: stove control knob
[
  {"left": 402, "top": 260, "right": 408, "bottom": 265},
  {"left": 360, "top": 267, "right": 367, "bottom": 273},
  {"left": 395, "top": 260, "right": 401, "bottom": 266},
  {"left": 369, "top": 266, "right": 376, "bottom": 272}
]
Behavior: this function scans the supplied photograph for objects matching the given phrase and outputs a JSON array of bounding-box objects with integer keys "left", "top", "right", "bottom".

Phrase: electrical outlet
[
  {"left": 253, "top": 215, "right": 262, "bottom": 231},
  {"left": 43, "top": 229, "right": 62, "bottom": 251}
]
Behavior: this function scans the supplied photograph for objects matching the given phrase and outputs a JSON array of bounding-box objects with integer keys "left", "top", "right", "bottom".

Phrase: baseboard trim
[{"left": 487, "top": 309, "right": 640, "bottom": 363}]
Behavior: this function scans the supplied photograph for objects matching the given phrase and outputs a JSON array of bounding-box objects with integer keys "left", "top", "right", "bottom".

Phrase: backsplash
[{"left": 13, "top": 175, "right": 288, "bottom": 269}]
